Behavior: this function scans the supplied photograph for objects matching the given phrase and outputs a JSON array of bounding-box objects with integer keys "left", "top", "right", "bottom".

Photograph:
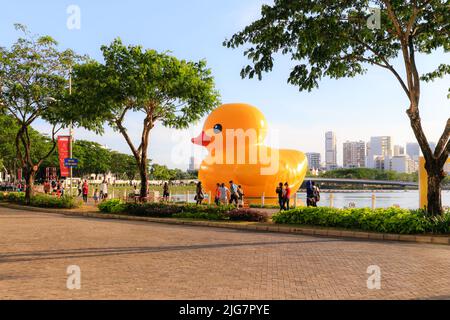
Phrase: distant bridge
[{"left": 306, "top": 178, "right": 418, "bottom": 187}]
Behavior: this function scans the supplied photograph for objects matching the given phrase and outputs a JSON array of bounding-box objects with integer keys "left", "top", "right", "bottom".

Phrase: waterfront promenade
[{"left": 1, "top": 206, "right": 449, "bottom": 300}]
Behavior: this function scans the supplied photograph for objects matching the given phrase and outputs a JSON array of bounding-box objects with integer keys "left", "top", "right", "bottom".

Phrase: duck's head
[{"left": 192, "top": 103, "right": 268, "bottom": 150}]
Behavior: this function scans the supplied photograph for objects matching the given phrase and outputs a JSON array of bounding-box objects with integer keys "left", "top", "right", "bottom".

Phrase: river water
[
  {"left": 173, "top": 190, "right": 450, "bottom": 209},
  {"left": 295, "top": 190, "right": 450, "bottom": 210}
]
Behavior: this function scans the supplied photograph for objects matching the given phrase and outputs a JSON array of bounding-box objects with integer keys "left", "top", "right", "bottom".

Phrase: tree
[
  {"left": 320, "top": 168, "right": 418, "bottom": 182},
  {"left": 69, "top": 39, "right": 220, "bottom": 199},
  {"left": 0, "top": 25, "right": 81, "bottom": 202},
  {"left": 150, "top": 164, "right": 173, "bottom": 181},
  {"left": 71, "top": 140, "right": 111, "bottom": 177},
  {"left": 224, "top": 0, "right": 449, "bottom": 215},
  {"left": 0, "top": 114, "right": 20, "bottom": 176},
  {"left": 110, "top": 151, "right": 139, "bottom": 181},
  {"left": 0, "top": 113, "right": 64, "bottom": 183}
]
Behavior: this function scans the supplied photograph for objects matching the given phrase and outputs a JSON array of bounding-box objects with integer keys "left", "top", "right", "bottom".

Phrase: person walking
[
  {"left": 195, "top": 181, "right": 204, "bottom": 205},
  {"left": 219, "top": 183, "right": 229, "bottom": 205},
  {"left": 306, "top": 180, "right": 317, "bottom": 207},
  {"left": 313, "top": 182, "right": 321, "bottom": 206},
  {"left": 283, "top": 182, "right": 291, "bottom": 211},
  {"left": 276, "top": 182, "right": 284, "bottom": 210},
  {"left": 214, "top": 183, "right": 221, "bottom": 206},
  {"left": 43, "top": 180, "right": 51, "bottom": 194},
  {"left": 56, "top": 181, "right": 62, "bottom": 198},
  {"left": 82, "top": 180, "right": 89, "bottom": 203},
  {"left": 77, "top": 181, "right": 82, "bottom": 197},
  {"left": 229, "top": 180, "right": 239, "bottom": 205},
  {"left": 163, "top": 182, "right": 170, "bottom": 202},
  {"left": 60, "top": 181, "right": 65, "bottom": 197},
  {"left": 93, "top": 189, "right": 99, "bottom": 204},
  {"left": 101, "top": 180, "right": 108, "bottom": 201},
  {"left": 237, "top": 185, "right": 244, "bottom": 207},
  {"left": 51, "top": 179, "right": 57, "bottom": 194}
]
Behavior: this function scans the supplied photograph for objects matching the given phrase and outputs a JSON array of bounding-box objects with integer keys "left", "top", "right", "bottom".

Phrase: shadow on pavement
[{"left": 0, "top": 238, "right": 342, "bottom": 263}]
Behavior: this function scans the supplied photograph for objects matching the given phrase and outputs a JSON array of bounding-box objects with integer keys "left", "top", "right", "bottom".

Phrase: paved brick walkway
[{"left": 0, "top": 207, "right": 449, "bottom": 300}]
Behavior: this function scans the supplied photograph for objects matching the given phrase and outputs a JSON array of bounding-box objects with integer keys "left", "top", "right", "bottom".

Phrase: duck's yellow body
[{"left": 192, "top": 103, "right": 308, "bottom": 198}]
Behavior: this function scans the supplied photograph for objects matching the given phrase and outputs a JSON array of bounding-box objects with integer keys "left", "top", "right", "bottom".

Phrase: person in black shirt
[{"left": 276, "top": 182, "right": 284, "bottom": 210}]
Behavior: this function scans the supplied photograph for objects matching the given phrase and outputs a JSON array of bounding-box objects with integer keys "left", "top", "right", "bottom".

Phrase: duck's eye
[{"left": 213, "top": 124, "right": 222, "bottom": 134}]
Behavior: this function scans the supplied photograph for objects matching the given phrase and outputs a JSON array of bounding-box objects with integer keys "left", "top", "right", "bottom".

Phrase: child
[
  {"left": 93, "top": 189, "right": 99, "bottom": 204},
  {"left": 237, "top": 185, "right": 244, "bottom": 208}
]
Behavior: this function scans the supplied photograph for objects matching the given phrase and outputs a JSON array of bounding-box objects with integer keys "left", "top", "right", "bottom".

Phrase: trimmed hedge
[
  {"left": 272, "top": 207, "right": 450, "bottom": 235},
  {"left": 98, "top": 200, "right": 268, "bottom": 222},
  {"left": 0, "top": 192, "right": 81, "bottom": 209}
]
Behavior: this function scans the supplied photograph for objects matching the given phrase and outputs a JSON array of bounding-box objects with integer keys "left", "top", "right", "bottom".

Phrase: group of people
[
  {"left": 76, "top": 180, "right": 109, "bottom": 204},
  {"left": 276, "top": 182, "right": 292, "bottom": 211},
  {"left": 276, "top": 181, "right": 321, "bottom": 210},
  {"left": 0, "top": 181, "right": 25, "bottom": 192},
  {"left": 43, "top": 179, "right": 65, "bottom": 197},
  {"left": 214, "top": 181, "right": 244, "bottom": 206},
  {"left": 306, "top": 180, "right": 321, "bottom": 207},
  {"left": 160, "top": 180, "right": 245, "bottom": 207}
]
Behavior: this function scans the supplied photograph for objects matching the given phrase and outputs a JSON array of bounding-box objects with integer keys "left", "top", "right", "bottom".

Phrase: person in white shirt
[
  {"left": 101, "top": 180, "right": 108, "bottom": 200},
  {"left": 219, "top": 183, "right": 230, "bottom": 205}
]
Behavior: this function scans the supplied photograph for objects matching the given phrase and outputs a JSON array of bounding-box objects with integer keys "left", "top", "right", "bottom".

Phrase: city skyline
[{"left": 303, "top": 132, "right": 438, "bottom": 173}]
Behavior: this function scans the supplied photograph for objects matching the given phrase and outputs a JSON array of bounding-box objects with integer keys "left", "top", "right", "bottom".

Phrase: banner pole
[{"left": 69, "top": 68, "right": 73, "bottom": 197}]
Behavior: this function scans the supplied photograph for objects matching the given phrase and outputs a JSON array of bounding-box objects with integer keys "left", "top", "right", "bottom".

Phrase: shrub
[
  {"left": 98, "top": 200, "right": 267, "bottom": 222},
  {"left": 98, "top": 199, "right": 127, "bottom": 213},
  {"left": 0, "top": 192, "right": 81, "bottom": 209},
  {"left": 272, "top": 207, "right": 450, "bottom": 235}
]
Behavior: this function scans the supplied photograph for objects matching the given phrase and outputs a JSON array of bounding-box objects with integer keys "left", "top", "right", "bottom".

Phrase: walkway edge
[{"left": 1, "top": 202, "right": 449, "bottom": 245}]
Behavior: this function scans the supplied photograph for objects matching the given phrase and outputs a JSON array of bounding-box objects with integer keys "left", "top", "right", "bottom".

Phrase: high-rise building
[
  {"left": 367, "top": 136, "right": 392, "bottom": 168},
  {"left": 393, "top": 145, "right": 405, "bottom": 156},
  {"left": 343, "top": 141, "right": 366, "bottom": 168},
  {"left": 325, "top": 131, "right": 337, "bottom": 170},
  {"left": 188, "top": 157, "right": 201, "bottom": 171},
  {"left": 306, "top": 153, "right": 321, "bottom": 170},
  {"left": 406, "top": 142, "right": 420, "bottom": 160},
  {"left": 385, "top": 155, "right": 417, "bottom": 173}
]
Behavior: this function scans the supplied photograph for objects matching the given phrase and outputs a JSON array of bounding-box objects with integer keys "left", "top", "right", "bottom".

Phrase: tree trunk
[
  {"left": 425, "top": 161, "right": 445, "bottom": 216},
  {"left": 24, "top": 166, "right": 36, "bottom": 204},
  {"left": 407, "top": 108, "right": 448, "bottom": 216},
  {"left": 139, "top": 160, "right": 149, "bottom": 201}
]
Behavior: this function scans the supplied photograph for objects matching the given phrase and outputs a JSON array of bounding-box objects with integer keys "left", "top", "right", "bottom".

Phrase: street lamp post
[{"left": 69, "top": 67, "right": 73, "bottom": 197}]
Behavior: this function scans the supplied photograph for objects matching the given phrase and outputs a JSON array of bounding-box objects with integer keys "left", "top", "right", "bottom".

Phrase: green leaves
[
  {"left": 224, "top": 0, "right": 448, "bottom": 92},
  {"left": 71, "top": 38, "right": 221, "bottom": 130},
  {"left": 421, "top": 64, "right": 450, "bottom": 82}
]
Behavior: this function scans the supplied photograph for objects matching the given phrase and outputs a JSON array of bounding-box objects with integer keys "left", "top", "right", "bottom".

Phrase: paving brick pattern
[{"left": 0, "top": 207, "right": 449, "bottom": 300}]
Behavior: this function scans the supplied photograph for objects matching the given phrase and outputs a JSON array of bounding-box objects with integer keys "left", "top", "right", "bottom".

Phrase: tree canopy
[
  {"left": 68, "top": 38, "right": 220, "bottom": 198},
  {"left": 0, "top": 24, "right": 83, "bottom": 200},
  {"left": 224, "top": 0, "right": 448, "bottom": 93},
  {"left": 224, "top": 0, "right": 449, "bottom": 214}
]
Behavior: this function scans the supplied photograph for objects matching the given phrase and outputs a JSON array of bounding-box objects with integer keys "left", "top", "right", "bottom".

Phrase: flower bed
[{"left": 98, "top": 199, "right": 268, "bottom": 222}]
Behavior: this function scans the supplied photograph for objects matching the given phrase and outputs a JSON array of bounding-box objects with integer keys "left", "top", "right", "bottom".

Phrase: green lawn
[{"left": 85, "top": 184, "right": 196, "bottom": 196}]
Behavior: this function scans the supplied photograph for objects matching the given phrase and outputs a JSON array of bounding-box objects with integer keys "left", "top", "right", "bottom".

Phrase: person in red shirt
[
  {"left": 214, "top": 183, "right": 221, "bottom": 206},
  {"left": 283, "top": 182, "right": 291, "bottom": 211},
  {"left": 43, "top": 180, "right": 51, "bottom": 194},
  {"left": 82, "top": 180, "right": 89, "bottom": 203}
]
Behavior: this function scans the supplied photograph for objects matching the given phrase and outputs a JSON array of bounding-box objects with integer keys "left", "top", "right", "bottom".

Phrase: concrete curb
[{"left": 1, "top": 202, "right": 449, "bottom": 245}]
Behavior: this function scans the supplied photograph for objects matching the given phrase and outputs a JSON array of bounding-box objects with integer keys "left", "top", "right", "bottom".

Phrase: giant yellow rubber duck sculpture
[{"left": 192, "top": 103, "right": 308, "bottom": 198}]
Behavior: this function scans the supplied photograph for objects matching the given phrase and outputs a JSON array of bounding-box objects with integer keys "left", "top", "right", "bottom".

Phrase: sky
[{"left": 1, "top": 0, "right": 448, "bottom": 169}]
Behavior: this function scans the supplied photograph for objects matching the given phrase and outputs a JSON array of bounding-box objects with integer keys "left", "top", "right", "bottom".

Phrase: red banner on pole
[{"left": 57, "top": 136, "right": 71, "bottom": 177}]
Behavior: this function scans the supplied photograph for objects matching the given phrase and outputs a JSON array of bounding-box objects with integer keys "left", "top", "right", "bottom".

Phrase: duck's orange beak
[{"left": 191, "top": 131, "right": 212, "bottom": 147}]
